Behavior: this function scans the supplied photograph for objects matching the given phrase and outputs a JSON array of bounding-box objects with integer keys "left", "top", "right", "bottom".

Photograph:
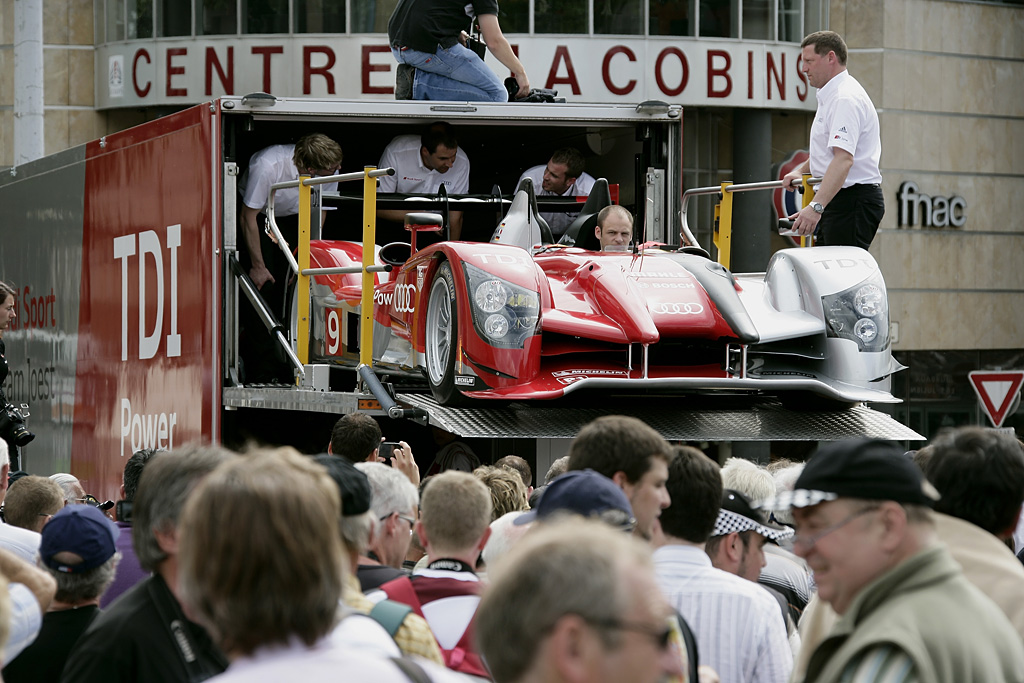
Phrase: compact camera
[{"left": 0, "top": 403, "right": 34, "bottom": 448}]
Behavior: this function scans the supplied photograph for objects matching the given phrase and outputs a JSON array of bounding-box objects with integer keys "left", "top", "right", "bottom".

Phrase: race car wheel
[{"left": 425, "top": 262, "right": 468, "bottom": 405}]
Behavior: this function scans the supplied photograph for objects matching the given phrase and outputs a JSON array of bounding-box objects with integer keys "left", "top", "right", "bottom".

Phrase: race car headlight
[
  {"left": 474, "top": 279, "right": 511, "bottom": 313},
  {"left": 821, "top": 272, "right": 890, "bottom": 352},
  {"left": 463, "top": 263, "right": 540, "bottom": 348}
]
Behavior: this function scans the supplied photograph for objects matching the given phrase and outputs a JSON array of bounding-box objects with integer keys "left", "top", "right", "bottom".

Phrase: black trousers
[
  {"left": 816, "top": 184, "right": 885, "bottom": 250},
  {"left": 238, "top": 213, "right": 298, "bottom": 383}
]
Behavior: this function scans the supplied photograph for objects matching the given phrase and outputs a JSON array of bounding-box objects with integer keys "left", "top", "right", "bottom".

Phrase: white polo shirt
[
  {"left": 239, "top": 144, "right": 339, "bottom": 216},
  {"left": 517, "top": 165, "right": 597, "bottom": 235},
  {"left": 809, "top": 70, "right": 882, "bottom": 187},
  {"left": 377, "top": 135, "right": 470, "bottom": 195}
]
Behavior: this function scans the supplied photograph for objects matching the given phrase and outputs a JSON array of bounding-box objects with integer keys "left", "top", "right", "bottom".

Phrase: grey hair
[
  {"left": 771, "top": 463, "right": 805, "bottom": 525},
  {"left": 354, "top": 462, "right": 418, "bottom": 542},
  {"left": 47, "top": 552, "right": 121, "bottom": 603},
  {"left": 720, "top": 458, "right": 775, "bottom": 507},
  {"left": 544, "top": 456, "right": 570, "bottom": 485},
  {"left": 133, "top": 444, "right": 237, "bottom": 572},
  {"left": 338, "top": 510, "right": 374, "bottom": 555},
  {"left": 49, "top": 473, "right": 83, "bottom": 503}
]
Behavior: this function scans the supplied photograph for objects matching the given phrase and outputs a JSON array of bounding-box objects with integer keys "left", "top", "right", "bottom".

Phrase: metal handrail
[
  {"left": 680, "top": 176, "right": 822, "bottom": 250},
  {"left": 265, "top": 168, "right": 395, "bottom": 275}
]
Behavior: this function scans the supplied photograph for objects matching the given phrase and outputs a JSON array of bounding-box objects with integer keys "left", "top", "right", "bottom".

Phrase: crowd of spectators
[{"left": 0, "top": 418, "right": 1022, "bottom": 683}]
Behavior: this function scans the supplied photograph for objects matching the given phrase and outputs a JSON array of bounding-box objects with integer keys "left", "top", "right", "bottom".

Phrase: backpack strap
[
  {"left": 391, "top": 656, "right": 433, "bottom": 683},
  {"left": 370, "top": 599, "right": 415, "bottom": 638}
]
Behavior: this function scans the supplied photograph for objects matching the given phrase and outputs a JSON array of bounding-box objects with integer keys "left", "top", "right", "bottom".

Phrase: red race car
[{"left": 300, "top": 180, "right": 901, "bottom": 407}]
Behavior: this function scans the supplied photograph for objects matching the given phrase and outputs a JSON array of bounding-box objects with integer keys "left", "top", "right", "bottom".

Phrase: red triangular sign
[{"left": 968, "top": 371, "right": 1024, "bottom": 428}]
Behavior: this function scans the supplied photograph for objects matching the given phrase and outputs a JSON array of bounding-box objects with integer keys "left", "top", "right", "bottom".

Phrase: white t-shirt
[
  {"left": 377, "top": 135, "right": 470, "bottom": 195},
  {"left": 208, "top": 636, "right": 468, "bottom": 683},
  {"left": 239, "top": 144, "right": 339, "bottom": 217},
  {"left": 809, "top": 70, "right": 882, "bottom": 187},
  {"left": 0, "top": 523, "right": 40, "bottom": 565},
  {"left": 517, "top": 165, "right": 597, "bottom": 235}
]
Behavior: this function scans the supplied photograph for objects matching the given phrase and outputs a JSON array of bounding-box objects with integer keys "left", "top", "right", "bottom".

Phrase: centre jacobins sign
[{"left": 96, "top": 36, "right": 816, "bottom": 111}]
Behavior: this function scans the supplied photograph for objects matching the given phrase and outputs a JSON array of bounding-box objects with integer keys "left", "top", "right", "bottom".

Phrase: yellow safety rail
[
  {"left": 681, "top": 175, "right": 823, "bottom": 270},
  {"left": 268, "top": 166, "right": 395, "bottom": 383}
]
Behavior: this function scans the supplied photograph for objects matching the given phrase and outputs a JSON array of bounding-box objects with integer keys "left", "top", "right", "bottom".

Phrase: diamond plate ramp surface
[{"left": 398, "top": 394, "right": 923, "bottom": 441}]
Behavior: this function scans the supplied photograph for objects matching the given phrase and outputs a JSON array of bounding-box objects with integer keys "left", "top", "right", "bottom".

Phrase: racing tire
[{"left": 425, "top": 262, "right": 470, "bottom": 406}]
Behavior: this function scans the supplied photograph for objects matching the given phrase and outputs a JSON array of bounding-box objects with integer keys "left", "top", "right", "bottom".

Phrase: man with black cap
[
  {"left": 778, "top": 438, "right": 1024, "bottom": 683},
  {"left": 312, "top": 455, "right": 443, "bottom": 665},
  {"left": 4, "top": 504, "right": 120, "bottom": 682}
]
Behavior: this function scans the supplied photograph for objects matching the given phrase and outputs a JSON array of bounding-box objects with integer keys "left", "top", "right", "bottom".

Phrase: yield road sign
[{"left": 968, "top": 371, "right": 1024, "bottom": 428}]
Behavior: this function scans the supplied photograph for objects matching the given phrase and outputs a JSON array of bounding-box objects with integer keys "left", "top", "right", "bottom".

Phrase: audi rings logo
[
  {"left": 652, "top": 302, "right": 704, "bottom": 315},
  {"left": 373, "top": 284, "right": 417, "bottom": 313}
]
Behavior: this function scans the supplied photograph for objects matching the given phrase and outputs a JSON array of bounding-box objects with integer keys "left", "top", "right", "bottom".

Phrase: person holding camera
[
  {"left": 388, "top": 0, "right": 529, "bottom": 102},
  {"left": 100, "top": 448, "right": 158, "bottom": 608},
  {"left": 0, "top": 283, "right": 33, "bottom": 471}
]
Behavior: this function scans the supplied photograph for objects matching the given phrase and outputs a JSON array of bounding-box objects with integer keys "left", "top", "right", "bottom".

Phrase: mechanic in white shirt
[
  {"left": 784, "top": 31, "right": 884, "bottom": 249},
  {"left": 238, "top": 134, "right": 344, "bottom": 291},
  {"left": 517, "top": 147, "right": 596, "bottom": 239},
  {"left": 378, "top": 122, "right": 470, "bottom": 240}
]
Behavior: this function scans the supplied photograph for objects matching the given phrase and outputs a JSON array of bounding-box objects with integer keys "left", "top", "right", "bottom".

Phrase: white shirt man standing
[{"left": 783, "top": 31, "right": 883, "bottom": 249}]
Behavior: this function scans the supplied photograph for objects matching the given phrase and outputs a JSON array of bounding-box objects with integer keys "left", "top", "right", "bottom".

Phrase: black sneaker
[{"left": 395, "top": 64, "right": 415, "bottom": 100}]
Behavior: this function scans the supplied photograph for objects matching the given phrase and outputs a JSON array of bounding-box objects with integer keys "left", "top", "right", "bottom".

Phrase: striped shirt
[
  {"left": 653, "top": 544, "right": 793, "bottom": 683},
  {"left": 839, "top": 644, "right": 917, "bottom": 683}
]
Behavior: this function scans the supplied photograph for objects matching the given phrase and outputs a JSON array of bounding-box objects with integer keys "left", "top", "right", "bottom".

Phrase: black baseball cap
[
  {"left": 312, "top": 454, "right": 372, "bottom": 516},
  {"left": 772, "top": 438, "right": 940, "bottom": 510}
]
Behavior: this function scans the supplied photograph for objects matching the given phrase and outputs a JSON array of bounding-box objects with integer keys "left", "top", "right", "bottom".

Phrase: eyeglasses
[
  {"left": 380, "top": 512, "right": 416, "bottom": 534},
  {"left": 587, "top": 618, "right": 673, "bottom": 650},
  {"left": 793, "top": 505, "right": 879, "bottom": 550}
]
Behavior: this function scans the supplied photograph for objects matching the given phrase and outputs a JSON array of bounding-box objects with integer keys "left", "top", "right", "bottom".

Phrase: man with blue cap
[{"left": 3, "top": 504, "right": 120, "bottom": 682}]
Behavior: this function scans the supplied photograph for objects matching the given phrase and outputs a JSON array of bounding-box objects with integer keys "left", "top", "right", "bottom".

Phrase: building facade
[{"left": 1, "top": 0, "right": 1022, "bottom": 439}]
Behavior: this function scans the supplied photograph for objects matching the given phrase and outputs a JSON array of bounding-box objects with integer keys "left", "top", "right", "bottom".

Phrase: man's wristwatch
[{"left": 810, "top": 201, "right": 825, "bottom": 214}]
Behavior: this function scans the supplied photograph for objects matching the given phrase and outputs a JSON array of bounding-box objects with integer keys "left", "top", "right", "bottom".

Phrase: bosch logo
[
  {"left": 652, "top": 303, "right": 704, "bottom": 315},
  {"left": 373, "top": 283, "right": 417, "bottom": 313}
]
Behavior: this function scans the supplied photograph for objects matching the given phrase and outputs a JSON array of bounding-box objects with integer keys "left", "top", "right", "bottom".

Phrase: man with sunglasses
[{"left": 777, "top": 438, "right": 1024, "bottom": 683}]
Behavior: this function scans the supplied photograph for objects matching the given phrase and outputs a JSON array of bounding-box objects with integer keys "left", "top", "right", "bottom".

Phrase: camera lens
[{"left": 12, "top": 425, "right": 34, "bottom": 447}]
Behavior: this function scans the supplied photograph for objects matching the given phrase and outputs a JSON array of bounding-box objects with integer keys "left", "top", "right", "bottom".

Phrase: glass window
[
  {"left": 244, "top": 0, "right": 289, "bottom": 33},
  {"left": 534, "top": 0, "right": 588, "bottom": 33},
  {"left": 107, "top": 0, "right": 126, "bottom": 42},
  {"left": 595, "top": 0, "right": 642, "bottom": 35},
  {"left": 130, "top": 0, "right": 154, "bottom": 38},
  {"left": 778, "top": 0, "right": 801, "bottom": 42},
  {"left": 698, "top": 0, "right": 737, "bottom": 38},
  {"left": 650, "top": 0, "right": 694, "bottom": 36},
  {"left": 351, "top": 0, "right": 397, "bottom": 33},
  {"left": 804, "top": 0, "right": 825, "bottom": 35},
  {"left": 741, "top": 0, "right": 770, "bottom": 39},
  {"left": 198, "top": 0, "right": 237, "bottom": 35},
  {"left": 295, "top": 0, "right": 345, "bottom": 33},
  {"left": 499, "top": 0, "right": 529, "bottom": 34},
  {"left": 157, "top": 0, "right": 191, "bottom": 36}
]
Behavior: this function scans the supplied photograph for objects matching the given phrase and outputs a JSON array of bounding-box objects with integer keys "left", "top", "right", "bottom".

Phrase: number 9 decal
[{"left": 327, "top": 309, "right": 340, "bottom": 355}]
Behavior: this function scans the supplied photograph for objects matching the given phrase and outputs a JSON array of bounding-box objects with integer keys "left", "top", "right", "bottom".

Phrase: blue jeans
[{"left": 392, "top": 44, "right": 507, "bottom": 102}]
